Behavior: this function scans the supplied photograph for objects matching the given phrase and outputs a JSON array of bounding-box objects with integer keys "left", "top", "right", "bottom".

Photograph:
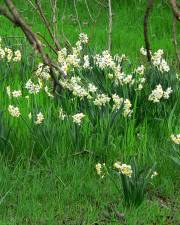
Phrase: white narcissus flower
[
  {"left": 93, "top": 94, "right": 110, "bottom": 107},
  {"left": 35, "top": 112, "right": 44, "bottom": 124},
  {"left": 120, "top": 164, "right": 133, "bottom": 177},
  {"left": 94, "top": 50, "right": 115, "bottom": 69},
  {"left": 123, "top": 99, "right": 132, "bottom": 117},
  {"left": 72, "top": 84, "right": 88, "bottom": 98},
  {"left": 25, "top": 79, "right": 41, "bottom": 94},
  {"left": 134, "top": 65, "right": 145, "bottom": 75},
  {"left": 88, "top": 83, "right": 97, "bottom": 93},
  {"left": 123, "top": 74, "right": 133, "bottom": 84},
  {"left": 112, "top": 94, "right": 123, "bottom": 111},
  {"left": 159, "top": 59, "right": 170, "bottom": 72},
  {"left": 148, "top": 84, "right": 164, "bottom": 103},
  {"left": 8, "top": 105, "right": 20, "bottom": 117},
  {"left": 13, "top": 50, "right": 21, "bottom": 62},
  {"left": 5, "top": 48, "right": 13, "bottom": 62},
  {"left": 12, "top": 90, "right": 22, "bottom": 98},
  {"left": 79, "top": 33, "right": 88, "bottom": 44},
  {"left": 114, "top": 161, "right": 133, "bottom": 177},
  {"left": 66, "top": 53, "right": 80, "bottom": 68},
  {"left": 163, "top": 87, "right": 172, "bottom": 99},
  {"left": 58, "top": 48, "right": 67, "bottom": 64},
  {"left": 149, "top": 85, "right": 172, "bottom": 103},
  {"left": 59, "top": 76, "right": 89, "bottom": 99},
  {"left": 36, "top": 63, "right": 51, "bottom": 80},
  {"left": 151, "top": 49, "right": 170, "bottom": 73},
  {"left": 72, "top": 113, "right": 85, "bottom": 125}
]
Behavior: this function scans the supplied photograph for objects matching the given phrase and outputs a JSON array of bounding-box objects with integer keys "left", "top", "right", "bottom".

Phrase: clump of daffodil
[{"left": 95, "top": 160, "right": 157, "bottom": 207}]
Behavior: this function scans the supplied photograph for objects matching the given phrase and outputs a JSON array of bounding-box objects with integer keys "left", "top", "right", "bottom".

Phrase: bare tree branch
[
  {"left": 108, "top": 0, "right": 112, "bottom": 52},
  {"left": 0, "top": 5, "right": 15, "bottom": 23},
  {"left": 170, "top": 0, "right": 180, "bottom": 21},
  {"left": 144, "top": 0, "right": 154, "bottom": 62}
]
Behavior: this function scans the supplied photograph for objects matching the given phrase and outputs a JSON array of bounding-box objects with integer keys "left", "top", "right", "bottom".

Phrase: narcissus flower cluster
[
  {"left": 114, "top": 161, "right": 133, "bottom": 177},
  {"left": 148, "top": 84, "right": 172, "bottom": 103},
  {"left": 72, "top": 113, "right": 85, "bottom": 125},
  {"left": 0, "top": 38, "right": 21, "bottom": 62}
]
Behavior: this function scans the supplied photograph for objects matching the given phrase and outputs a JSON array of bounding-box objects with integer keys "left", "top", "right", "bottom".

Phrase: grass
[
  {"left": 0, "top": 0, "right": 180, "bottom": 224},
  {"left": 0, "top": 156, "right": 179, "bottom": 225}
]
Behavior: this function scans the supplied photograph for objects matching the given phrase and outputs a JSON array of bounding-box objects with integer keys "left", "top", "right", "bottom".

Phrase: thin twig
[
  {"left": 61, "top": 0, "right": 72, "bottom": 48},
  {"left": 74, "top": 0, "right": 82, "bottom": 32},
  {"left": 85, "top": 0, "right": 95, "bottom": 22},
  {"left": 35, "top": 0, "right": 61, "bottom": 50},
  {"left": 36, "top": 32, "right": 57, "bottom": 55}
]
